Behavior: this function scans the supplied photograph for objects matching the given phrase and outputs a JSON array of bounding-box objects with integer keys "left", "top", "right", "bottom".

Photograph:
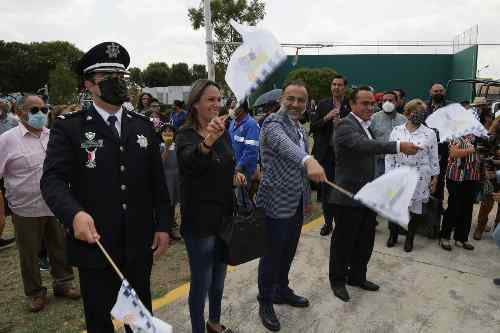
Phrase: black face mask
[
  {"left": 432, "top": 94, "right": 445, "bottom": 103},
  {"left": 409, "top": 112, "right": 426, "bottom": 127},
  {"left": 98, "top": 77, "right": 129, "bottom": 106}
]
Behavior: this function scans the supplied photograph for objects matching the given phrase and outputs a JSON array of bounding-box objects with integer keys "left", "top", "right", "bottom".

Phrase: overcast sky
[{"left": 1, "top": 0, "right": 499, "bottom": 79}]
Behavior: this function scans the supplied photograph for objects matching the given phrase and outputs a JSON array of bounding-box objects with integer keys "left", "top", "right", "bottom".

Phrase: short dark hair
[
  {"left": 332, "top": 75, "right": 348, "bottom": 86},
  {"left": 174, "top": 100, "right": 184, "bottom": 108},
  {"left": 383, "top": 91, "right": 398, "bottom": 98},
  {"left": 350, "top": 86, "right": 373, "bottom": 103},
  {"left": 393, "top": 88, "right": 406, "bottom": 98},
  {"left": 282, "top": 80, "right": 307, "bottom": 93}
]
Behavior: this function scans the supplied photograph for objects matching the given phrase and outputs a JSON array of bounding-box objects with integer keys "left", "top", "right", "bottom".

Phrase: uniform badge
[
  {"left": 81, "top": 132, "right": 103, "bottom": 169},
  {"left": 106, "top": 43, "right": 120, "bottom": 58},
  {"left": 137, "top": 135, "right": 148, "bottom": 149},
  {"left": 86, "top": 150, "right": 97, "bottom": 168}
]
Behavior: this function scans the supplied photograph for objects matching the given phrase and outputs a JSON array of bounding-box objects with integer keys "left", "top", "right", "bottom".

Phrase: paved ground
[{"left": 155, "top": 211, "right": 500, "bottom": 333}]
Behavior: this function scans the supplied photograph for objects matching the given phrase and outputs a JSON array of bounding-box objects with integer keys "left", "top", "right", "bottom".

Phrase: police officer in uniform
[{"left": 40, "top": 42, "right": 173, "bottom": 333}]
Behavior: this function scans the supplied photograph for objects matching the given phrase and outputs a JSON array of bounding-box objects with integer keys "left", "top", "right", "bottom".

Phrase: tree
[
  {"left": 169, "top": 63, "right": 192, "bottom": 85},
  {"left": 286, "top": 68, "right": 339, "bottom": 102},
  {"left": 128, "top": 67, "right": 143, "bottom": 87},
  {"left": 0, "top": 40, "right": 82, "bottom": 94},
  {"left": 142, "top": 62, "right": 170, "bottom": 87},
  {"left": 191, "top": 64, "right": 208, "bottom": 81},
  {"left": 48, "top": 63, "right": 79, "bottom": 105},
  {"left": 188, "top": 0, "right": 266, "bottom": 82}
]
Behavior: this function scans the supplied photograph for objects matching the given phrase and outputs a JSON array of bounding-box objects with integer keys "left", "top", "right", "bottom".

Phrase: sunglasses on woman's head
[{"left": 29, "top": 107, "right": 49, "bottom": 114}]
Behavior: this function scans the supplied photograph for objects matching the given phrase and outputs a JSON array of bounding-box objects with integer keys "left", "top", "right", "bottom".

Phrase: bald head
[
  {"left": 16, "top": 95, "right": 47, "bottom": 131},
  {"left": 430, "top": 84, "right": 446, "bottom": 96}
]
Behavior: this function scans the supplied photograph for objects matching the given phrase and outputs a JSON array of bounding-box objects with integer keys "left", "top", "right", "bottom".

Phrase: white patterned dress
[{"left": 385, "top": 123, "right": 440, "bottom": 214}]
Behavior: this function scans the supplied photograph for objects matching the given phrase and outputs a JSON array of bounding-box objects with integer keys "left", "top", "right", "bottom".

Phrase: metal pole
[{"left": 204, "top": 0, "right": 215, "bottom": 81}]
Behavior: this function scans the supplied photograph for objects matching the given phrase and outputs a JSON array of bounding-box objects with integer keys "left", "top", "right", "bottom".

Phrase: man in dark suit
[
  {"left": 328, "top": 87, "right": 420, "bottom": 302},
  {"left": 310, "top": 75, "right": 351, "bottom": 236},
  {"left": 40, "top": 42, "right": 173, "bottom": 332}
]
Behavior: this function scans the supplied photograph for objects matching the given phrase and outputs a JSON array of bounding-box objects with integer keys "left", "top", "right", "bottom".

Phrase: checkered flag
[{"left": 111, "top": 280, "right": 172, "bottom": 333}]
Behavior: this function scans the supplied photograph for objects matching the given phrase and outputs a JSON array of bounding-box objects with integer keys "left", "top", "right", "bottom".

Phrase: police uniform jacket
[{"left": 41, "top": 104, "right": 173, "bottom": 268}]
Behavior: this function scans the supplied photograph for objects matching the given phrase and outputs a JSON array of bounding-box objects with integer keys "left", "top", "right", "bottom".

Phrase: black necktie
[{"left": 107, "top": 115, "right": 120, "bottom": 138}]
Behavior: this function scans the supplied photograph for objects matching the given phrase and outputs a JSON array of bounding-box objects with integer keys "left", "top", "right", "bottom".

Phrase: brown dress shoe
[
  {"left": 29, "top": 295, "right": 48, "bottom": 312},
  {"left": 54, "top": 287, "right": 81, "bottom": 300}
]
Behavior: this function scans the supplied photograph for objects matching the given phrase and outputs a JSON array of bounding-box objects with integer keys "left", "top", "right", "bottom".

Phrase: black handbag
[
  {"left": 219, "top": 188, "right": 268, "bottom": 266},
  {"left": 418, "top": 196, "right": 442, "bottom": 238}
]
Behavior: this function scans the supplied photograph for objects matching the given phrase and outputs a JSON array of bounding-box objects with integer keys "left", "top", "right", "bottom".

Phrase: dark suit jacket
[
  {"left": 310, "top": 97, "right": 350, "bottom": 163},
  {"left": 41, "top": 105, "right": 173, "bottom": 268},
  {"left": 329, "top": 113, "right": 398, "bottom": 207}
]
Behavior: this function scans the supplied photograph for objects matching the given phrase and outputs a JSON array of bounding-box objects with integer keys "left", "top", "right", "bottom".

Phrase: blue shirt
[
  {"left": 229, "top": 113, "right": 260, "bottom": 179},
  {"left": 0, "top": 116, "right": 18, "bottom": 136},
  {"left": 169, "top": 110, "right": 187, "bottom": 129}
]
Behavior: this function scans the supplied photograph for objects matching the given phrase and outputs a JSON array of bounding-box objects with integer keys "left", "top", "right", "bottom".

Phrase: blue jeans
[
  {"left": 184, "top": 235, "right": 227, "bottom": 333},
  {"left": 258, "top": 202, "right": 303, "bottom": 304}
]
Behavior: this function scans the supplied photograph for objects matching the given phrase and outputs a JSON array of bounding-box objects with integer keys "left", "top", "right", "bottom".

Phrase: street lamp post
[{"left": 204, "top": 0, "right": 215, "bottom": 81}]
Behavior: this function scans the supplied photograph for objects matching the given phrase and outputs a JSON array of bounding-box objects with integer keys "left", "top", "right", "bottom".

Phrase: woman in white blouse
[{"left": 385, "top": 99, "right": 440, "bottom": 252}]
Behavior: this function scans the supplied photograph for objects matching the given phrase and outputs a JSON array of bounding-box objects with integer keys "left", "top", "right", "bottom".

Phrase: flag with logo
[
  {"left": 225, "top": 19, "right": 287, "bottom": 103},
  {"left": 354, "top": 167, "right": 419, "bottom": 229},
  {"left": 111, "top": 280, "right": 172, "bottom": 333}
]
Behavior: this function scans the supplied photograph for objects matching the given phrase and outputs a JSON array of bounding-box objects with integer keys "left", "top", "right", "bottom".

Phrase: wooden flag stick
[
  {"left": 324, "top": 179, "right": 354, "bottom": 199},
  {"left": 96, "top": 239, "right": 125, "bottom": 281}
]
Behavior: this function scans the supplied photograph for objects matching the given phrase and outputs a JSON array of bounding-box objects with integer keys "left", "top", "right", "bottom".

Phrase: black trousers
[
  {"left": 330, "top": 205, "right": 376, "bottom": 287},
  {"left": 78, "top": 253, "right": 153, "bottom": 333},
  {"left": 440, "top": 179, "right": 479, "bottom": 242},
  {"left": 320, "top": 154, "right": 336, "bottom": 227}
]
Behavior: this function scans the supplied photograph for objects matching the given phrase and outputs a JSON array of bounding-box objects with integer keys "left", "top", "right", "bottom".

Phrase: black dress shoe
[
  {"left": 348, "top": 280, "right": 380, "bottom": 291},
  {"left": 386, "top": 233, "right": 398, "bottom": 248},
  {"left": 404, "top": 237, "right": 414, "bottom": 252},
  {"left": 206, "top": 322, "right": 233, "bottom": 333},
  {"left": 493, "top": 278, "right": 500, "bottom": 286},
  {"left": 320, "top": 224, "right": 333, "bottom": 236},
  {"left": 259, "top": 303, "right": 280, "bottom": 332},
  {"left": 273, "top": 292, "right": 310, "bottom": 307},
  {"left": 332, "top": 285, "right": 350, "bottom": 302}
]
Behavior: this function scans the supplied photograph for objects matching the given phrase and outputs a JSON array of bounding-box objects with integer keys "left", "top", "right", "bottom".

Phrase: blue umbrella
[{"left": 253, "top": 89, "right": 282, "bottom": 108}]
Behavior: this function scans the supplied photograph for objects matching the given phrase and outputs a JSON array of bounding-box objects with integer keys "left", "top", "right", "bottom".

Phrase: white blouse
[{"left": 385, "top": 123, "right": 440, "bottom": 214}]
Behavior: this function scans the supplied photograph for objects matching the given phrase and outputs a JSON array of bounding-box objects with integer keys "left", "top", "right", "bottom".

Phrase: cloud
[{"left": 1, "top": 0, "right": 499, "bottom": 78}]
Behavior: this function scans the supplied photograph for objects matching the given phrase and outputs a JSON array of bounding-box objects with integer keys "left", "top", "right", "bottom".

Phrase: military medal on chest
[{"left": 81, "top": 132, "right": 104, "bottom": 168}]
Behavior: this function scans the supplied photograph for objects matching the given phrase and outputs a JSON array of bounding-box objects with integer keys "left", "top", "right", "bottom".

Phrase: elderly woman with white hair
[{"left": 385, "top": 99, "right": 440, "bottom": 252}]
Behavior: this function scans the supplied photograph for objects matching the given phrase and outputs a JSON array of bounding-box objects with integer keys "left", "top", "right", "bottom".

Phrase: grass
[{"left": 0, "top": 201, "right": 323, "bottom": 333}]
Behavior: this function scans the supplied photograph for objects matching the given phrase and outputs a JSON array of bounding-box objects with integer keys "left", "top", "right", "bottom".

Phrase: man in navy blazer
[
  {"left": 256, "top": 80, "right": 326, "bottom": 332},
  {"left": 329, "top": 87, "right": 421, "bottom": 303}
]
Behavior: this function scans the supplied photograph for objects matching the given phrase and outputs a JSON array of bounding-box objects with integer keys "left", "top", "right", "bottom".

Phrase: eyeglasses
[{"left": 29, "top": 107, "right": 49, "bottom": 114}]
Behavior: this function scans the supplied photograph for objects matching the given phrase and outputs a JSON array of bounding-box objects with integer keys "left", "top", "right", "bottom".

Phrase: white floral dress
[{"left": 385, "top": 124, "right": 440, "bottom": 214}]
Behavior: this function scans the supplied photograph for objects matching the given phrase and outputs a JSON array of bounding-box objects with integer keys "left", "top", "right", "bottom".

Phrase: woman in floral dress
[{"left": 386, "top": 99, "right": 440, "bottom": 252}]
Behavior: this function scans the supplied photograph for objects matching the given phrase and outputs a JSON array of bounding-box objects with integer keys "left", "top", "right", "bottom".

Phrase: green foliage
[
  {"left": 142, "top": 62, "right": 171, "bottom": 87},
  {"left": 169, "top": 63, "right": 192, "bottom": 85},
  {"left": 48, "top": 63, "right": 78, "bottom": 104},
  {"left": 191, "top": 64, "right": 208, "bottom": 81},
  {"left": 188, "top": 0, "right": 266, "bottom": 82},
  {"left": 0, "top": 40, "right": 83, "bottom": 93},
  {"left": 286, "top": 67, "right": 339, "bottom": 102},
  {"left": 129, "top": 67, "right": 143, "bottom": 87}
]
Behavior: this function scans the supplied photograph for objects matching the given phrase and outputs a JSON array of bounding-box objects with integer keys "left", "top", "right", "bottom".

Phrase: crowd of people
[{"left": 0, "top": 41, "right": 499, "bottom": 333}]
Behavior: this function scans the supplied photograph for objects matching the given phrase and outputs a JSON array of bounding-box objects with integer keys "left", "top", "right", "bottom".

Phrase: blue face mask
[{"left": 27, "top": 111, "right": 48, "bottom": 129}]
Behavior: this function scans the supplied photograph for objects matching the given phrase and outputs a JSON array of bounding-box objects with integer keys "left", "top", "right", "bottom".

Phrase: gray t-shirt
[{"left": 0, "top": 116, "right": 18, "bottom": 136}]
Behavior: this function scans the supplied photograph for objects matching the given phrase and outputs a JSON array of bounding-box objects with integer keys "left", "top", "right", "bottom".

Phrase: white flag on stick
[
  {"left": 225, "top": 19, "right": 287, "bottom": 103},
  {"left": 425, "top": 103, "right": 488, "bottom": 142},
  {"left": 353, "top": 167, "right": 419, "bottom": 229},
  {"left": 111, "top": 280, "right": 173, "bottom": 333}
]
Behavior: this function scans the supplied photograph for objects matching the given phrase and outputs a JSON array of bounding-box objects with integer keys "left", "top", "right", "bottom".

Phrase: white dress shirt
[
  {"left": 351, "top": 112, "right": 400, "bottom": 152},
  {"left": 94, "top": 103, "right": 123, "bottom": 136}
]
